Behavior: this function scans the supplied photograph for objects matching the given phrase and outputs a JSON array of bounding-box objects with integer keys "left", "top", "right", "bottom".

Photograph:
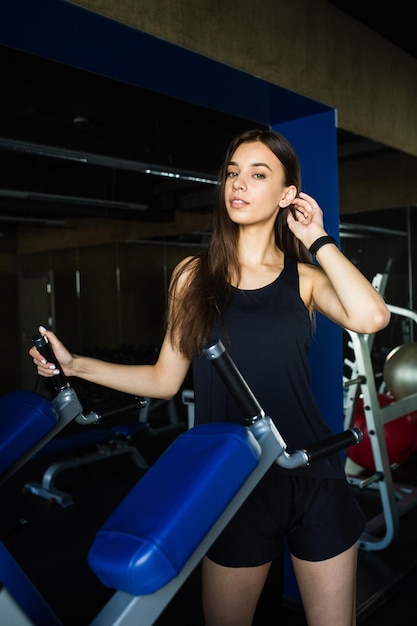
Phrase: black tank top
[{"left": 192, "top": 255, "right": 345, "bottom": 478}]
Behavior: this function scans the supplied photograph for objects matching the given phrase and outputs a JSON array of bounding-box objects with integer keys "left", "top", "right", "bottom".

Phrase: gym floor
[{"left": 2, "top": 404, "right": 417, "bottom": 626}]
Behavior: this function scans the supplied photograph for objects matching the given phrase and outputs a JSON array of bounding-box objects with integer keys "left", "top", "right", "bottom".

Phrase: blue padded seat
[
  {"left": 0, "top": 390, "right": 58, "bottom": 475},
  {"left": 31, "top": 422, "right": 148, "bottom": 458},
  {"left": 88, "top": 422, "right": 261, "bottom": 595}
]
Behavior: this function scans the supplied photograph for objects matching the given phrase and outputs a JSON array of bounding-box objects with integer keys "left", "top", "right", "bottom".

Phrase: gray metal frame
[{"left": 344, "top": 304, "right": 417, "bottom": 551}]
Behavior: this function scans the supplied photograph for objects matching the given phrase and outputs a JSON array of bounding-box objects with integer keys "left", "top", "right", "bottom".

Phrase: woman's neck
[{"left": 232, "top": 234, "right": 284, "bottom": 289}]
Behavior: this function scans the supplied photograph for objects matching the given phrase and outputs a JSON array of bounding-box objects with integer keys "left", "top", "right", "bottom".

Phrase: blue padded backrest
[
  {"left": 88, "top": 422, "right": 261, "bottom": 595},
  {"left": 0, "top": 390, "right": 58, "bottom": 475}
]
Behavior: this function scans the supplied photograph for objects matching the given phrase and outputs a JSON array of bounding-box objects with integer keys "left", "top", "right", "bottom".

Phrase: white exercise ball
[{"left": 384, "top": 342, "right": 417, "bottom": 400}]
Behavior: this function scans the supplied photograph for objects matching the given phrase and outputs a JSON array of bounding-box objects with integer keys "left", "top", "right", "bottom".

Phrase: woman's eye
[
  {"left": 227, "top": 171, "right": 237, "bottom": 178},
  {"left": 254, "top": 172, "right": 265, "bottom": 179}
]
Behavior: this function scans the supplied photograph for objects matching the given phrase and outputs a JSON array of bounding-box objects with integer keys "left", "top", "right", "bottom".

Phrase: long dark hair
[{"left": 168, "top": 128, "right": 311, "bottom": 359}]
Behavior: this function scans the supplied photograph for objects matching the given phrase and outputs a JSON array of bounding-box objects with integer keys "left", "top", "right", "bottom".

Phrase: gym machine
[
  {"left": 0, "top": 337, "right": 361, "bottom": 625},
  {"left": 9, "top": 333, "right": 149, "bottom": 506},
  {"left": 344, "top": 300, "right": 417, "bottom": 551}
]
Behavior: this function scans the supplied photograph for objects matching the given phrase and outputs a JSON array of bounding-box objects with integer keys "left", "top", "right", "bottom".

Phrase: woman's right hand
[{"left": 29, "top": 326, "right": 74, "bottom": 379}]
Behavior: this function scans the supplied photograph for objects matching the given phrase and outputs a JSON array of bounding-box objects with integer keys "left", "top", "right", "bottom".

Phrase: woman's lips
[{"left": 230, "top": 196, "right": 247, "bottom": 208}]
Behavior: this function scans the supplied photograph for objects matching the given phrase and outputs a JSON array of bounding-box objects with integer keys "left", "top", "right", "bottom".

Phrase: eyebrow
[{"left": 228, "top": 160, "right": 273, "bottom": 171}]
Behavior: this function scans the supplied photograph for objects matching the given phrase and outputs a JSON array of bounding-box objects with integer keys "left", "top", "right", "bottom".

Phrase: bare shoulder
[{"left": 170, "top": 255, "right": 200, "bottom": 291}]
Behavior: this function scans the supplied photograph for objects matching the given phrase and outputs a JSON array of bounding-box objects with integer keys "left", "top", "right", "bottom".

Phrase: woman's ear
[{"left": 279, "top": 186, "right": 297, "bottom": 208}]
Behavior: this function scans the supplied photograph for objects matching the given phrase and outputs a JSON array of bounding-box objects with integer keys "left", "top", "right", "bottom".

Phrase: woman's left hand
[{"left": 286, "top": 192, "right": 327, "bottom": 248}]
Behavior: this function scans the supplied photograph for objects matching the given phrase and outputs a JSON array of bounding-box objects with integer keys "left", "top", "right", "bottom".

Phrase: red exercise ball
[{"left": 347, "top": 393, "right": 417, "bottom": 471}]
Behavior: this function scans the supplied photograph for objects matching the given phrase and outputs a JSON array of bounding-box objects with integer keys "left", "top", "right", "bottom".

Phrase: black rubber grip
[
  {"left": 203, "top": 340, "right": 363, "bottom": 464},
  {"left": 32, "top": 331, "right": 70, "bottom": 391},
  {"left": 203, "top": 341, "right": 264, "bottom": 422},
  {"left": 304, "top": 427, "right": 363, "bottom": 463}
]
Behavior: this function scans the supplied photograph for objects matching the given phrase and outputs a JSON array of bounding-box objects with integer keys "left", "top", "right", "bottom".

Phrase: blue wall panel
[
  {"left": 275, "top": 112, "right": 342, "bottom": 600},
  {"left": 276, "top": 112, "right": 342, "bottom": 431},
  {"left": 0, "top": 0, "right": 330, "bottom": 124}
]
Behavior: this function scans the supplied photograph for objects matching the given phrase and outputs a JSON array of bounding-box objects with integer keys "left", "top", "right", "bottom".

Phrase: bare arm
[
  {"left": 300, "top": 250, "right": 390, "bottom": 334},
  {"left": 29, "top": 329, "right": 190, "bottom": 401},
  {"left": 29, "top": 261, "right": 192, "bottom": 400},
  {"left": 289, "top": 192, "right": 391, "bottom": 334}
]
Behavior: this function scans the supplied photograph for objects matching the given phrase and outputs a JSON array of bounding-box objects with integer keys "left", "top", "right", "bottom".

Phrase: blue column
[{"left": 275, "top": 112, "right": 342, "bottom": 600}]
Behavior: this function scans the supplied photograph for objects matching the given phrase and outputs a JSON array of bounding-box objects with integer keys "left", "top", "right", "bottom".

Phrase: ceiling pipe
[
  {"left": 0, "top": 137, "right": 219, "bottom": 186},
  {"left": 0, "top": 189, "right": 149, "bottom": 212}
]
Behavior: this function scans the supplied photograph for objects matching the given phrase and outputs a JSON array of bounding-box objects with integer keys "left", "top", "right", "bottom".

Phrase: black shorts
[{"left": 206, "top": 470, "right": 366, "bottom": 566}]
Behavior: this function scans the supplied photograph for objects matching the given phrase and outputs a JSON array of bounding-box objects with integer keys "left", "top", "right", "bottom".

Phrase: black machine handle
[
  {"left": 203, "top": 341, "right": 264, "bottom": 423},
  {"left": 203, "top": 340, "right": 362, "bottom": 465},
  {"left": 31, "top": 330, "right": 147, "bottom": 426},
  {"left": 32, "top": 331, "right": 70, "bottom": 392},
  {"left": 303, "top": 427, "right": 362, "bottom": 464}
]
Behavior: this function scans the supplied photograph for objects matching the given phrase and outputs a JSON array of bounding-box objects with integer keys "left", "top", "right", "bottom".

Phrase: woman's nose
[{"left": 232, "top": 177, "right": 244, "bottom": 191}]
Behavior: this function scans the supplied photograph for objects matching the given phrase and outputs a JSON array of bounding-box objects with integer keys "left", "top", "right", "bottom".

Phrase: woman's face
[{"left": 225, "top": 140, "right": 296, "bottom": 227}]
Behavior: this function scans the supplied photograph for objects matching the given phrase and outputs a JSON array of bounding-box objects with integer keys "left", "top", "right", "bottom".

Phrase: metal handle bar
[{"left": 203, "top": 340, "right": 362, "bottom": 467}]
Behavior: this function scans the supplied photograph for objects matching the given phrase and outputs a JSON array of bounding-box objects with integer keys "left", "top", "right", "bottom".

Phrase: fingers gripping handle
[
  {"left": 32, "top": 331, "right": 70, "bottom": 392},
  {"left": 203, "top": 340, "right": 265, "bottom": 423}
]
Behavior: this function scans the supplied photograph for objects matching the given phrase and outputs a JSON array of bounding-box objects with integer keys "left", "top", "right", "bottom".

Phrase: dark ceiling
[
  {"left": 0, "top": 3, "right": 414, "bottom": 228},
  {"left": 327, "top": 1, "right": 417, "bottom": 60},
  {"left": 0, "top": 44, "right": 266, "bottom": 227}
]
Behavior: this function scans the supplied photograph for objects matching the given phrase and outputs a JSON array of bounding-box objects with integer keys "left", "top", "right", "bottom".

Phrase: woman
[{"left": 30, "top": 128, "right": 390, "bottom": 625}]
